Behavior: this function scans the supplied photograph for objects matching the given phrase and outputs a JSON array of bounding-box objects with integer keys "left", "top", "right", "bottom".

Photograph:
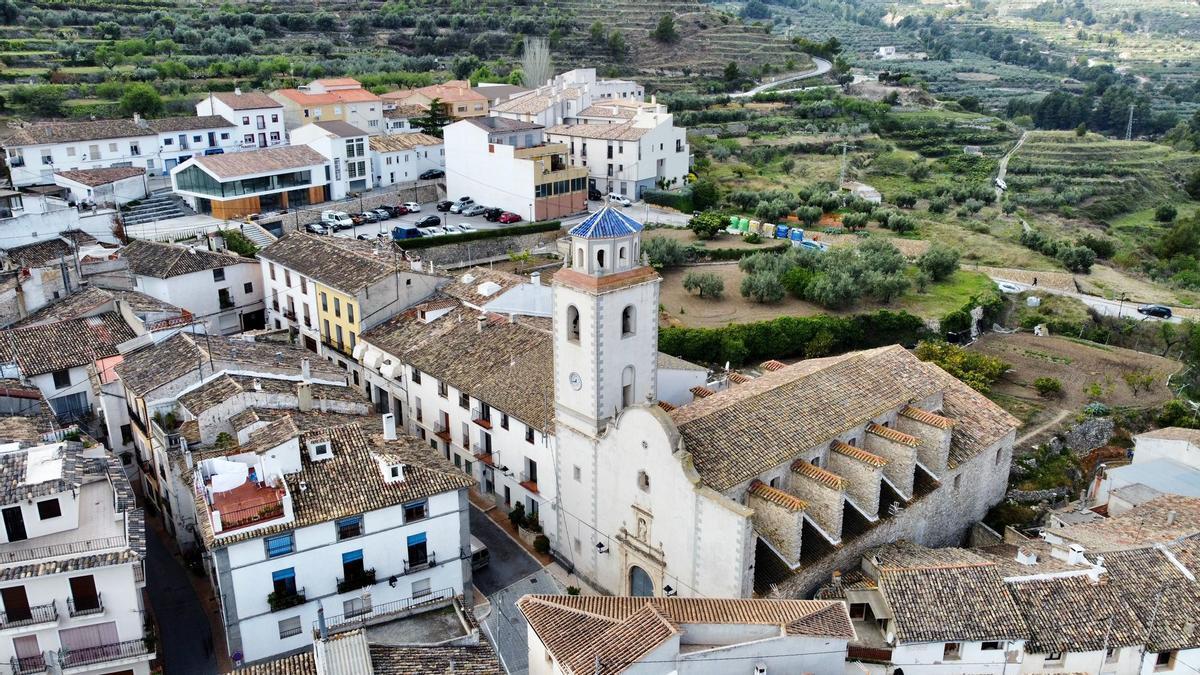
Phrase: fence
[
  {"left": 318, "top": 587, "right": 454, "bottom": 634},
  {"left": 0, "top": 537, "right": 125, "bottom": 565}
]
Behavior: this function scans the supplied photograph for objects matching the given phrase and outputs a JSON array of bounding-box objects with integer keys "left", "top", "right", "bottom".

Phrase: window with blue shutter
[
  {"left": 271, "top": 567, "right": 296, "bottom": 595},
  {"left": 406, "top": 532, "right": 428, "bottom": 566},
  {"left": 265, "top": 533, "right": 294, "bottom": 558},
  {"left": 342, "top": 549, "right": 364, "bottom": 564}
]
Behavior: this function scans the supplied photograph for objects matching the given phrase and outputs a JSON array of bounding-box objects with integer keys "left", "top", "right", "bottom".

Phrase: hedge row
[
  {"left": 397, "top": 221, "right": 562, "bottom": 250},
  {"left": 643, "top": 187, "right": 692, "bottom": 213},
  {"left": 701, "top": 242, "right": 790, "bottom": 261},
  {"left": 658, "top": 310, "right": 929, "bottom": 367}
]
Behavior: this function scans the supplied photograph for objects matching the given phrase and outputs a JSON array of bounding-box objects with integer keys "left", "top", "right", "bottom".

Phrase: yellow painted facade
[{"left": 315, "top": 282, "right": 361, "bottom": 358}]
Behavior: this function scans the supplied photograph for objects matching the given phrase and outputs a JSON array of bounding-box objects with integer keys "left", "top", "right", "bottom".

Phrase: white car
[
  {"left": 443, "top": 224, "right": 463, "bottom": 234},
  {"left": 402, "top": 201, "right": 421, "bottom": 212},
  {"left": 423, "top": 226, "right": 447, "bottom": 237},
  {"left": 320, "top": 210, "right": 353, "bottom": 229},
  {"left": 457, "top": 223, "right": 477, "bottom": 233},
  {"left": 996, "top": 281, "right": 1022, "bottom": 294},
  {"left": 608, "top": 193, "right": 632, "bottom": 207},
  {"left": 449, "top": 200, "right": 474, "bottom": 214}
]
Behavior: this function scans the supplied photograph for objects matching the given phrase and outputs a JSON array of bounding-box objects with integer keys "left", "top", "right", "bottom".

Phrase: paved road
[
  {"left": 146, "top": 524, "right": 218, "bottom": 674},
  {"left": 995, "top": 130, "right": 1028, "bottom": 201},
  {"left": 469, "top": 506, "right": 542, "bottom": 596},
  {"left": 730, "top": 57, "right": 834, "bottom": 98},
  {"left": 989, "top": 276, "right": 1184, "bottom": 324},
  {"left": 481, "top": 569, "right": 564, "bottom": 675}
]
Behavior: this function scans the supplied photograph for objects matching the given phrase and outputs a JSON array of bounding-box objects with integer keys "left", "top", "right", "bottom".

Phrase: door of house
[
  {"left": 68, "top": 575, "right": 99, "bottom": 612},
  {"left": 12, "top": 635, "right": 40, "bottom": 665},
  {"left": 2, "top": 506, "right": 26, "bottom": 542},
  {"left": 1, "top": 586, "right": 31, "bottom": 622},
  {"left": 58, "top": 621, "right": 118, "bottom": 651},
  {"left": 629, "top": 566, "right": 654, "bottom": 597}
]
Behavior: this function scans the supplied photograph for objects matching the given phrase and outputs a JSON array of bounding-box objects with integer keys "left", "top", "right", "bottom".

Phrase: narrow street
[{"left": 146, "top": 522, "right": 218, "bottom": 675}]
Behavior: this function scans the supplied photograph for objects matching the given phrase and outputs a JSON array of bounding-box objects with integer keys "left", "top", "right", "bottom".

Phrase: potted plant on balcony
[
  {"left": 268, "top": 588, "right": 305, "bottom": 611},
  {"left": 518, "top": 515, "right": 542, "bottom": 547}
]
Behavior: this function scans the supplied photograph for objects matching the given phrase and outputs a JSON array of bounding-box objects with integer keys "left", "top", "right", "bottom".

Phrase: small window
[
  {"left": 52, "top": 369, "right": 71, "bottom": 390},
  {"left": 596, "top": 249, "right": 606, "bottom": 269},
  {"left": 637, "top": 470, "right": 650, "bottom": 492},
  {"left": 459, "top": 392, "right": 469, "bottom": 409},
  {"left": 120, "top": 424, "right": 133, "bottom": 445},
  {"left": 243, "top": 282, "right": 253, "bottom": 294},
  {"left": 501, "top": 413, "right": 509, "bottom": 430},
  {"left": 37, "top": 498, "right": 61, "bottom": 520},
  {"left": 278, "top": 616, "right": 302, "bottom": 639},
  {"left": 1046, "top": 652, "right": 1063, "bottom": 663},
  {"left": 849, "top": 603, "right": 867, "bottom": 620},
  {"left": 390, "top": 465, "right": 400, "bottom": 478},
  {"left": 336, "top": 515, "right": 363, "bottom": 540},
  {"left": 403, "top": 500, "right": 428, "bottom": 522},
  {"left": 265, "top": 533, "right": 294, "bottom": 558},
  {"left": 525, "top": 426, "right": 535, "bottom": 444},
  {"left": 981, "top": 642, "right": 1003, "bottom": 651},
  {"left": 412, "top": 577, "right": 431, "bottom": 598},
  {"left": 943, "top": 643, "right": 962, "bottom": 661},
  {"left": 621, "top": 305, "right": 635, "bottom": 337},
  {"left": 1156, "top": 651, "right": 1177, "bottom": 669},
  {"left": 995, "top": 447, "right": 1003, "bottom": 465},
  {"left": 213, "top": 268, "right": 225, "bottom": 282},
  {"left": 954, "top": 474, "right": 962, "bottom": 490},
  {"left": 566, "top": 305, "right": 580, "bottom": 343},
  {"left": 412, "top": 368, "right": 422, "bottom": 384},
  {"left": 573, "top": 466, "right": 581, "bottom": 482},
  {"left": 438, "top": 381, "right": 448, "bottom": 398}
]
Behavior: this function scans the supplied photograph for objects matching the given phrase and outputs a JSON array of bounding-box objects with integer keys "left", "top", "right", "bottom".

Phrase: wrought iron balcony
[
  {"left": 67, "top": 593, "right": 103, "bottom": 618},
  {"left": 336, "top": 568, "right": 376, "bottom": 594},
  {"left": 9, "top": 654, "right": 46, "bottom": 674},
  {"left": 0, "top": 601, "right": 57, "bottom": 629},
  {"left": 267, "top": 587, "right": 305, "bottom": 612},
  {"left": 56, "top": 638, "right": 151, "bottom": 669}
]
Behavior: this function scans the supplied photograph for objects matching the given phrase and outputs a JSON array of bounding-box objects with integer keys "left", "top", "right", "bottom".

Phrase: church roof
[{"left": 568, "top": 207, "right": 644, "bottom": 239}]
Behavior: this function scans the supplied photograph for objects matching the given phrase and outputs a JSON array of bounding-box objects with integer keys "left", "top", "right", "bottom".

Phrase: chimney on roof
[
  {"left": 1066, "top": 544, "right": 1086, "bottom": 566},
  {"left": 530, "top": 271, "right": 541, "bottom": 286},
  {"left": 1168, "top": 510, "right": 1178, "bottom": 526},
  {"left": 297, "top": 381, "right": 313, "bottom": 412},
  {"left": 1015, "top": 548, "right": 1038, "bottom": 566},
  {"left": 477, "top": 314, "right": 487, "bottom": 333},
  {"left": 252, "top": 378, "right": 262, "bottom": 392},
  {"left": 301, "top": 358, "right": 311, "bottom": 383},
  {"left": 382, "top": 413, "right": 396, "bottom": 441},
  {"left": 317, "top": 603, "right": 328, "bottom": 640},
  {"left": 831, "top": 570, "right": 842, "bottom": 591},
  {"left": 133, "top": 113, "right": 147, "bottom": 128}
]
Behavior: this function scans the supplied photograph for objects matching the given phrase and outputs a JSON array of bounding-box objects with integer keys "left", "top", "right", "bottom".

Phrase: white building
[
  {"left": 290, "top": 121, "right": 371, "bottom": 200},
  {"left": 491, "top": 68, "right": 643, "bottom": 128},
  {"left": 170, "top": 145, "right": 330, "bottom": 220},
  {"left": 53, "top": 167, "right": 148, "bottom": 207},
  {"left": 444, "top": 117, "right": 589, "bottom": 221},
  {"left": 382, "top": 104, "right": 428, "bottom": 135},
  {"left": 545, "top": 100, "right": 690, "bottom": 199},
  {"left": 120, "top": 238, "right": 264, "bottom": 335},
  {"left": 1088, "top": 428, "right": 1200, "bottom": 515},
  {"left": 519, "top": 595, "right": 854, "bottom": 675},
  {"left": 0, "top": 439, "right": 154, "bottom": 675},
  {"left": 195, "top": 89, "right": 287, "bottom": 150},
  {"left": 191, "top": 418, "right": 474, "bottom": 663},
  {"left": 368, "top": 133, "right": 444, "bottom": 188}
]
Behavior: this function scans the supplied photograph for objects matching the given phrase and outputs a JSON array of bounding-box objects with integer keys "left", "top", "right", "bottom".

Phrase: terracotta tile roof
[
  {"left": 518, "top": 595, "right": 854, "bottom": 674},
  {"left": 1007, "top": 574, "right": 1145, "bottom": 653},
  {"left": 198, "top": 422, "right": 474, "bottom": 548},
  {"left": 689, "top": 385, "right": 714, "bottom": 398},
  {"left": 761, "top": 359, "right": 786, "bottom": 371},
  {"left": 208, "top": 90, "right": 282, "bottom": 110},
  {"left": 791, "top": 459, "right": 847, "bottom": 490},
  {"left": 0, "top": 312, "right": 136, "bottom": 375},
  {"left": 472, "top": 84, "right": 530, "bottom": 102},
  {"left": 831, "top": 440, "right": 888, "bottom": 467},
  {"left": 314, "top": 77, "right": 362, "bottom": 88},
  {"left": 727, "top": 371, "right": 753, "bottom": 384},
  {"left": 0, "top": 379, "right": 57, "bottom": 442},
  {"left": 492, "top": 88, "right": 581, "bottom": 115},
  {"left": 1051, "top": 495, "right": 1200, "bottom": 551},
  {"left": 1, "top": 118, "right": 150, "bottom": 146},
  {"left": 749, "top": 479, "right": 808, "bottom": 511},
  {"left": 385, "top": 81, "right": 487, "bottom": 105},
  {"left": 576, "top": 102, "right": 642, "bottom": 119},
  {"left": 3, "top": 234, "right": 94, "bottom": 267},
  {"left": 178, "top": 373, "right": 243, "bottom": 414},
  {"left": 899, "top": 404, "right": 954, "bottom": 429},
  {"left": 122, "top": 238, "right": 248, "bottom": 278},
  {"left": 191, "top": 145, "right": 327, "bottom": 180},
  {"left": 440, "top": 267, "right": 524, "bottom": 308},
  {"left": 272, "top": 88, "right": 381, "bottom": 105},
  {"left": 1103, "top": 539, "right": 1200, "bottom": 651},
  {"left": 668, "top": 346, "right": 1019, "bottom": 491},
  {"left": 147, "top": 115, "right": 235, "bottom": 132},
  {"left": 234, "top": 652, "right": 316, "bottom": 674},
  {"left": 369, "top": 133, "right": 443, "bottom": 153},
  {"left": 656, "top": 400, "right": 676, "bottom": 412},
  {"left": 368, "top": 643, "right": 501, "bottom": 674},
  {"left": 55, "top": 166, "right": 146, "bottom": 187},
  {"left": 872, "top": 543, "right": 1027, "bottom": 644},
  {"left": 866, "top": 422, "right": 919, "bottom": 447},
  {"left": 545, "top": 121, "right": 650, "bottom": 141},
  {"left": 383, "top": 104, "right": 428, "bottom": 118},
  {"left": 257, "top": 232, "right": 396, "bottom": 294}
]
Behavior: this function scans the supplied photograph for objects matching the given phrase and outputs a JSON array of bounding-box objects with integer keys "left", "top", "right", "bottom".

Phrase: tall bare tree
[{"left": 521, "top": 37, "right": 552, "bottom": 88}]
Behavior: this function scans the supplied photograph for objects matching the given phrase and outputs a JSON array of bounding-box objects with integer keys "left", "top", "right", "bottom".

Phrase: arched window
[
  {"left": 621, "top": 305, "right": 635, "bottom": 337},
  {"left": 629, "top": 565, "right": 654, "bottom": 597},
  {"left": 596, "top": 248, "right": 606, "bottom": 270},
  {"left": 621, "top": 365, "right": 635, "bottom": 408},
  {"left": 619, "top": 246, "right": 627, "bottom": 262},
  {"left": 566, "top": 305, "right": 580, "bottom": 343},
  {"left": 575, "top": 247, "right": 583, "bottom": 269}
]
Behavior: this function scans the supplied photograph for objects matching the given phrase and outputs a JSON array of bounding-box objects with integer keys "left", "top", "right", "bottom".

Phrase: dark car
[
  {"left": 357, "top": 211, "right": 380, "bottom": 223},
  {"left": 1137, "top": 304, "right": 1173, "bottom": 319},
  {"left": 419, "top": 169, "right": 445, "bottom": 180},
  {"left": 498, "top": 211, "right": 522, "bottom": 224},
  {"left": 588, "top": 187, "right": 603, "bottom": 201},
  {"left": 483, "top": 207, "right": 504, "bottom": 222},
  {"left": 436, "top": 200, "right": 454, "bottom": 212},
  {"left": 387, "top": 204, "right": 411, "bottom": 217},
  {"left": 415, "top": 215, "right": 441, "bottom": 228},
  {"left": 304, "top": 222, "right": 328, "bottom": 235}
]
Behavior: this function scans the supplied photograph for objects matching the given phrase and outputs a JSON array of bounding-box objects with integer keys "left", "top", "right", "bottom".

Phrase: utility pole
[
  {"left": 1125, "top": 103, "right": 1135, "bottom": 141},
  {"left": 837, "top": 143, "right": 856, "bottom": 186}
]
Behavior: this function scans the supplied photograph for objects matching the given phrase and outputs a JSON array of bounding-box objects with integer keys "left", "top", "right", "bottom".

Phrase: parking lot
[{"left": 302, "top": 198, "right": 538, "bottom": 240}]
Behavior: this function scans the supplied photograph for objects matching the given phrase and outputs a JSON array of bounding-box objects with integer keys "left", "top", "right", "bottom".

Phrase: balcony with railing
[
  {"left": 56, "top": 637, "right": 153, "bottom": 670},
  {"left": 433, "top": 420, "right": 451, "bottom": 443},
  {"left": 404, "top": 551, "right": 436, "bottom": 574},
  {"left": 67, "top": 593, "right": 103, "bottom": 618},
  {"left": 283, "top": 308, "right": 297, "bottom": 321},
  {"left": 267, "top": 587, "right": 306, "bottom": 612},
  {"left": 316, "top": 588, "right": 454, "bottom": 635},
  {"left": 471, "top": 406, "right": 492, "bottom": 429},
  {"left": 195, "top": 460, "right": 292, "bottom": 537},
  {"left": 0, "top": 601, "right": 58, "bottom": 630},
  {"left": 520, "top": 471, "right": 539, "bottom": 494},
  {"left": 336, "top": 568, "right": 376, "bottom": 594},
  {"left": 9, "top": 654, "right": 46, "bottom": 674},
  {"left": 149, "top": 417, "right": 181, "bottom": 454}
]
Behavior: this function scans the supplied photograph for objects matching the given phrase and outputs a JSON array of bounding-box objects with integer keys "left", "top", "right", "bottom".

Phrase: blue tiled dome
[{"left": 568, "top": 207, "right": 644, "bottom": 239}]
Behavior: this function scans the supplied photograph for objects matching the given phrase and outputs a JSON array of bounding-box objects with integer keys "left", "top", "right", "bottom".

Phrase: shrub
[
  {"left": 508, "top": 503, "right": 526, "bottom": 530},
  {"left": 222, "top": 229, "right": 258, "bottom": 257},
  {"left": 1055, "top": 245, "right": 1096, "bottom": 273},
  {"left": 892, "top": 193, "right": 917, "bottom": 209},
  {"left": 914, "top": 340, "right": 1008, "bottom": 392},
  {"left": 689, "top": 211, "right": 725, "bottom": 240},
  {"left": 740, "top": 272, "right": 785, "bottom": 303},
  {"left": 682, "top": 271, "right": 725, "bottom": 299},
  {"left": 1155, "top": 203, "right": 1178, "bottom": 223},
  {"left": 781, "top": 266, "right": 814, "bottom": 298},
  {"left": 1077, "top": 233, "right": 1115, "bottom": 259},
  {"left": 566, "top": 586, "right": 581, "bottom": 595},
  {"left": 643, "top": 237, "right": 694, "bottom": 268},
  {"left": 841, "top": 212, "right": 869, "bottom": 230},
  {"left": 744, "top": 233, "right": 762, "bottom": 244},
  {"left": 533, "top": 534, "right": 550, "bottom": 554},
  {"left": 918, "top": 244, "right": 960, "bottom": 281},
  {"left": 1034, "top": 376, "right": 1063, "bottom": 398}
]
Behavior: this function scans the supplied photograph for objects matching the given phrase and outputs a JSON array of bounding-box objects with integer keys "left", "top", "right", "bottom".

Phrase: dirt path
[
  {"left": 995, "top": 130, "right": 1028, "bottom": 201},
  {"left": 1015, "top": 408, "right": 1071, "bottom": 449}
]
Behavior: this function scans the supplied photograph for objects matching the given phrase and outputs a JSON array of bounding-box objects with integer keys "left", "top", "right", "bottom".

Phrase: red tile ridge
[
  {"left": 689, "top": 386, "right": 715, "bottom": 399},
  {"left": 749, "top": 479, "right": 808, "bottom": 511},
  {"left": 831, "top": 440, "right": 889, "bottom": 467},
  {"left": 867, "top": 422, "right": 920, "bottom": 447},
  {"left": 761, "top": 359, "right": 787, "bottom": 372},
  {"left": 900, "top": 405, "right": 955, "bottom": 429},
  {"left": 790, "top": 460, "right": 848, "bottom": 490}
]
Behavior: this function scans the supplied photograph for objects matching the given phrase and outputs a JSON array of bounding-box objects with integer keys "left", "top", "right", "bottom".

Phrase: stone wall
[
  {"left": 896, "top": 415, "right": 951, "bottom": 475},
  {"left": 412, "top": 228, "right": 566, "bottom": 269},
  {"left": 786, "top": 465, "right": 845, "bottom": 539},
  {"left": 865, "top": 433, "right": 918, "bottom": 498},
  {"left": 828, "top": 451, "right": 883, "bottom": 517},
  {"left": 748, "top": 490, "right": 805, "bottom": 564},
  {"left": 1060, "top": 417, "right": 1114, "bottom": 455}
]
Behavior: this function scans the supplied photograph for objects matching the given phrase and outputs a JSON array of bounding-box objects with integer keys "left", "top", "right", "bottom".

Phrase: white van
[
  {"left": 470, "top": 536, "right": 489, "bottom": 570},
  {"left": 608, "top": 193, "right": 632, "bottom": 207},
  {"left": 321, "top": 210, "right": 353, "bottom": 230}
]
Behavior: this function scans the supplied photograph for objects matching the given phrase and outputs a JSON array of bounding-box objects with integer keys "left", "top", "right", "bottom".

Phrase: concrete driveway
[{"left": 146, "top": 524, "right": 218, "bottom": 674}]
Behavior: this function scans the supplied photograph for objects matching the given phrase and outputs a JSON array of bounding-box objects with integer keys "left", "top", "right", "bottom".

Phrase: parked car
[
  {"left": 443, "top": 224, "right": 463, "bottom": 234},
  {"left": 996, "top": 282, "right": 1022, "bottom": 294},
  {"left": 455, "top": 195, "right": 472, "bottom": 204},
  {"left": 470, "top": 536, "right": 489, "bottom": 570},
  {"left": 415, "top": 215, "right": 441, "bottom": 228},
  {"left": 419, "top": 169, "right": 445, "bottom": 180},
  {"left": 392, "top": 224, "right": 423, "bottom": 240},
  {"left": 436, "top": 200, "right": 454, "bottom": 212},
  {"left": 588, "top": 187, "right": 603, "bottom": 201},
  {"left": 1137, "top": 304, "right": 1173, "bottom": 319},
  {"left": 483, "top": 207, "right": 504, "bottom": 222},
  {"left": 457, "top": 223, "right": 477, "bottom": 233},
  {"left": 305, "top": 222, "right": 329, "bottom": 235},
  {"left": 373, "top": 208, "right": 392, "bottom": 220},
  {"left": 608, "top": 193, "right": 632, "bottom": 207},
  {"left": 450, "top": 200, "right": 475, "bottom": 214},
  {"left": 461, "top": 204, "right": 487, "bottom": 217},
  {"left": 402, "top": 201, "right": 421, "bottom": 212},
  {"left": 321, "top": 210, "right": 353, "bottom": 230},
  {"left": 387, "top": 204, "right": 411, "bottom": 217},
  {"left": 498, "top": 211, "right": 522, "bottom": 224},
  {"left": 357, "top": 211, "right": 380, "bottom": 223},
  {"left": 423, "top": 226, "right": 447, "bottom": 237}
]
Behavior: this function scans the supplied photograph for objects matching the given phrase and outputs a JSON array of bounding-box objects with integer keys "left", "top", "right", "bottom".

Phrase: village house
[
  {"left": 518, "top": 595, "right": 855, "bottom": 674},
  {"left": 382, "top": 104, "right": 428, "bottom": 135},
  {"left": 120, "top": 238, "right": 265, "bottom": 335},
  {"left": 444, "top": 117, "right": 589, "bottom": 221},
  {"left": 491, "top": 68, "right": 644, "bottom": 128},
  {"left": 256, "top": 233, "right": 444, "bottom": 385},
  {"left": 0, "top": 439, "right": 154, "bottom": 675},
  {"left": 1088, "top": 427, "right": 1200, "bottom": 514},
  {"left": 289, "top": 121, "right": 371, "bottom": 200},
  {"left": 170, "top": 145, "right": 330, "bottom": 220},
  {"left": 368, "top": 133, "right": 444, "bottom": 188},
  {"left": 382, "top": 80, "right": 489, "bottom": 121},
  {"left": 53, "top": 167, "right": 148, "bottom": 207},
  {"left": 189, "top": 418, "right": 475, "bottom": 663},
  {"left": 269, "top": 78, "right": 384, "bottom": 135},
  {"left": 0, "top": 231, "right": 110, "bottom": 324},
  {"left": 195, "top": 89, "right": 287, "bottom": 150}
]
